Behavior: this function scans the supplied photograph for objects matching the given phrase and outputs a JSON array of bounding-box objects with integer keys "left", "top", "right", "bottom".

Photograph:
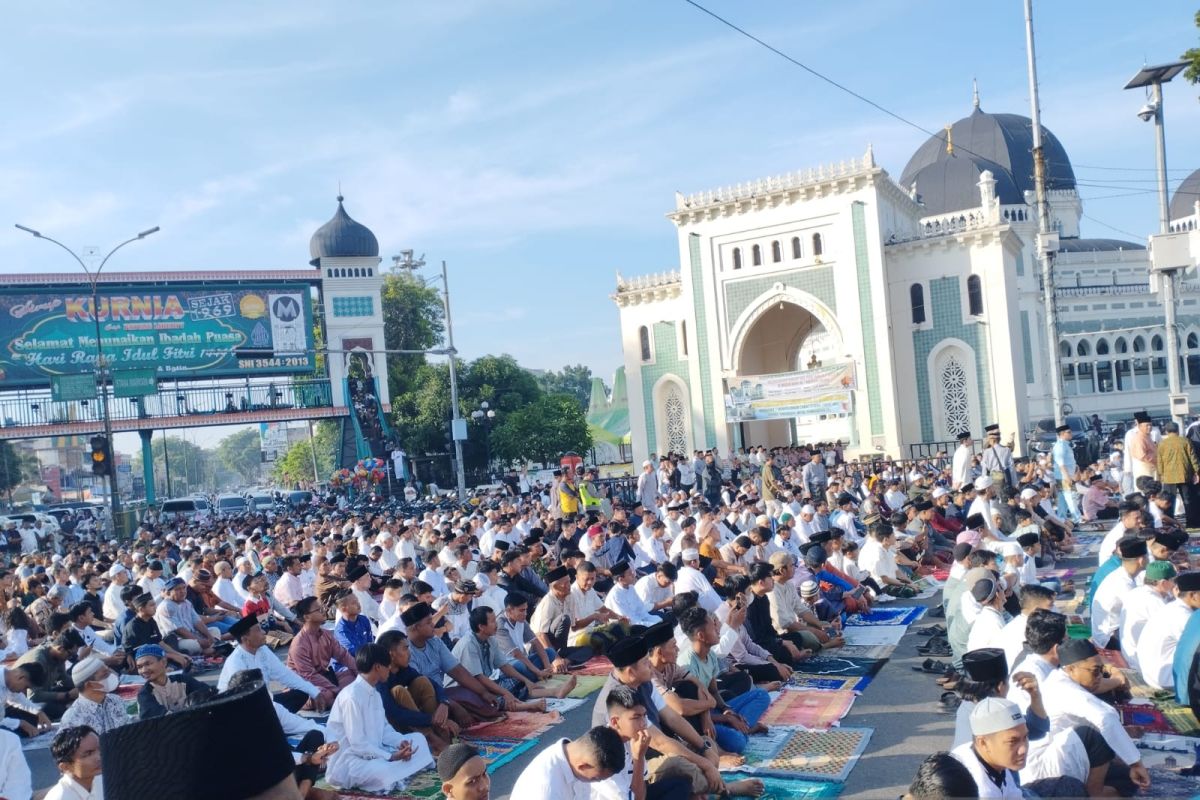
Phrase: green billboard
[{"left": 0, "top": 282, "right": 316, "bottom": 388}]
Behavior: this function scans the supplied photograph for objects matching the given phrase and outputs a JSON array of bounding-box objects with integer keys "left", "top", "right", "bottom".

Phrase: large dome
[
  {"left": 899, "top": 106, "right": 1076, "bottom": 216},
  {"left": 1170, "top": 168, "right": 1200, "bottom": 222},
  {"left": 905, "top": 153, "right": 1025, "bottom": 216},
  {"left": 309, "top": 196, "right": 379, "bottom": 266}
]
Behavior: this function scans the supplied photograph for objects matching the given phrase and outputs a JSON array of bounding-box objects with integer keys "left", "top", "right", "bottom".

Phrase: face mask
[{"left": 99, "top": 672, "right": 120, "bottom": 693}]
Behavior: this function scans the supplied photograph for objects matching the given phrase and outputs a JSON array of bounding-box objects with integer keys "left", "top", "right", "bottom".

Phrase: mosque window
[
  {"left": 732, "top": 248, "right": 742, "bottom": 270},
  {"left": 938, "top": 355, "right": 971, "bottom": 438},
  {"left": 639, "top": 326, "right": 652, "bottom": 362},
  {"left": 680, "top": 320, "right": 689, "bottom": 356},
  {"left": 1152, "top": 335, "right": 1164, "bottom": 352},
  {"left": 1096, "top": 359, "right": 1114, "bottom": 393},
  {"left": 1134, "top": 336, "right": 1147, "bottom": 352},
  {"left": 910, "top": 284, "right": 926, "bottom": 325},
  {"left": 812, "top": 233, "right": 823, "bottom": 257},
  {"left": 752, "top": 245, "right": 762, "bottom": 266},
  {"left": 966, "top": 275, "right": 983, "bottom": 316},
  {"left": 1096, "top": 339, "right": 1109, "bottom": 355},
  {"left": 771, "top": 241, "right": 782, "bottom": 263},
  {"left": 1188, "top": 333, "right": 1199, "bottom": 349},
  {"left": 1189, "top": 353, "right": 1200, "bottom": 386},
  {"left": 1115, "top": 337, "right": 1128, "bottom": 354},
  {"left": 1076, "top": 340, "right": 1089, "bottom": 357},
  {"left": 1059, "top": 341, "right": 1071, "bottom": 359},
  {"left": 792, "top": 237, "right": 802, "bottom": 259},
  {"left": 663, "top": 384, "right": 689, "bottom": 457}
]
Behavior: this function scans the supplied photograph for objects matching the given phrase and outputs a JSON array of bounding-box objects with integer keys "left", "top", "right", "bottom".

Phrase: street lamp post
[
  {"left": 1125, "top": 61, "right": 1190, "bottom": 425},
  {"left": 14, "top": 223, "right": 159, "bottom": 536},
  {"left": 471, "top": 401, "right": 496, "bottom": 479}
]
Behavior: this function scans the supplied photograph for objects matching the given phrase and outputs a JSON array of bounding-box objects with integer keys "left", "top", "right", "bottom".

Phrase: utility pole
[
  {"left": 1023, "top": 0, "right": 1064, "bottom": 425},
  {"left": 441, "top": 260, "right": 467, "bottom": 500}
]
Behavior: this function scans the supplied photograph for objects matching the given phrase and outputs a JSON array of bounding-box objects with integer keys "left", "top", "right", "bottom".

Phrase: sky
[{"left": 3, "top": 1, "right": 1199, "bottom": 455}]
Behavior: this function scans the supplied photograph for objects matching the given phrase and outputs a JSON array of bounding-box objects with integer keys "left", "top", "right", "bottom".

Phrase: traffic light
[{"left": 90, "top": 435, "right": 111, "bottom": 477}]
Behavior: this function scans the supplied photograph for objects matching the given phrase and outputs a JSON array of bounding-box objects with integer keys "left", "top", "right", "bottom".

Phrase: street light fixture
[
  {"left": 471, "top": 401, "right": 497, "bottom": 478},
  {"left": 14, "top": 223, "right": 160, "bottom": 536}
]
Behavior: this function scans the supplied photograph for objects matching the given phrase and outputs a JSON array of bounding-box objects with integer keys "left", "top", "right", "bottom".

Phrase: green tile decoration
[
  {"left": 639, "top": 321, "right": 686, "bottom": 456},
  {"left": 331, "top": 296, "right": 375, "bottom": 317},
  {"left": 1020, "top": 311, "right": 1034, "bottom": 385},
  {"left": 911, "top": 277, "right": 995, "bottom": 441},
  {"left": 689, "top": 234, "right": 717, "bottom": 447},
  {"left": 851, "top": 203, "right": 883, "bottom": 435},
  {"left": 723, "top": 268, "right": 837, "bottom": 334}
]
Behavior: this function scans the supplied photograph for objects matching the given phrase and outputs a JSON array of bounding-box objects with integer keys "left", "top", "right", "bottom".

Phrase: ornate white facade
[{"left": 613, "top": 103, "right": 1200, "bottom": 462}]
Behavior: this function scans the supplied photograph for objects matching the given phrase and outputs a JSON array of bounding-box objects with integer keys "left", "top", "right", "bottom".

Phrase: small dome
[
  {"left": 900, "top": 107, "right": 1076, "bottom": 215},
  {"left": 1170, "top": 168, "right": 1200, "bottom": 222},
  {"left": 309, "top": 196, "right": 379, "bottom": 266},
  {"left": 907, "top": 155, "right": 1024, "bottom": 215}
]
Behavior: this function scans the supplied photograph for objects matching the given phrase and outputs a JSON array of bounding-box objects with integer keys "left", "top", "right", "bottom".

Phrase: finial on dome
[
  {"left": 337, "top": 180, "right": 343, "bottom": 203},
  {"left": 972, "top": 78, "right": 980, "bottom": 111}
]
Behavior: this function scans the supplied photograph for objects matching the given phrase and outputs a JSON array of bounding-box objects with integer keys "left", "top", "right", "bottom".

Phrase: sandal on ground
[{"left": 912, "top": 658, "right": 950, "bottom": 674}]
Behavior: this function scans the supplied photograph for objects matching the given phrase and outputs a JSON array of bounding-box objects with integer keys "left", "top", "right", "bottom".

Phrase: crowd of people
[{"left": 0, "top": 418, "right": 1195, "bottom": 799}]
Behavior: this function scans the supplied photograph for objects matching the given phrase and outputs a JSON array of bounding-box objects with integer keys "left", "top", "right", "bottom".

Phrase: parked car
[
  {"left": 215, "top": 494, "right": 248, "bottom": 516},
  {"left": 247, "top": 493, "right": 276, "bottom": 512},
  {"left": 154, "top": 497, "right": 212, "bottom": 523},
  {"left": 285, "top": 490, "right": 313, "bottom": 509},
  {"left": 1026, "top": 414, "right": 1101, "bottom": 467}
]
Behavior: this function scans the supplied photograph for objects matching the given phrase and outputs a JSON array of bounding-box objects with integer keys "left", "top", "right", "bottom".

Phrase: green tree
[
  {"left": 132, "top": 436, "right": 215, "bottom": 497},
  {"left": 0, "top": 441, "right": 26, "bottom": 499},
  {"left": 215, "top": 428, "right": 263, "bottom": 483},
  {"left": 490, "top": 393, "right": 592, "bottom": 466},
  {"left": 273, "top": 440, "right": 318, "bottom": 487},
  {"left": 381, "top": 272, "right": 446, "bottom": 402},
  {"left": 1184, "top": 10, "right": 1200, "bottom": 84},
  {"left": 537, "top": 364, "right": 596, "bottom": 412}
]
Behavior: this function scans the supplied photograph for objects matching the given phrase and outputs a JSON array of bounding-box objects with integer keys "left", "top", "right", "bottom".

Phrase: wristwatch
[{"left": 702, "top": 737, "right": 715, "bottom": 750}]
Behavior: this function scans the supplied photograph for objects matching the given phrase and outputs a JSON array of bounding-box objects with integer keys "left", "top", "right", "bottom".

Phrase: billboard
[
  {"left": 725, "top": 363, "right": 856, "bottom": 422},
  {"left": 0, "top": 283, "right": 315, "bottom": 387}
]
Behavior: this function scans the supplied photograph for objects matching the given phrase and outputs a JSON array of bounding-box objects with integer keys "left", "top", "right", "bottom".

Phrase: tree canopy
[
  {"left": 1185, "top": 10, "right": 1200, "bottom": 85},
  {"left": 490, "top": 393, "right": 592, "bottom": 466},
  {"left": 215, "top": 428, "right": 263, "bottom": 483},
  {"left": 537, "top": 364, "right": 596, "bottom": 412}
]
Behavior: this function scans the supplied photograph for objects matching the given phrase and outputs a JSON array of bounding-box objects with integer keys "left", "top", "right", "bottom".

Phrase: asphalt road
[{"left": 25, "top": 551, "right": 1095, "bottom": 799}]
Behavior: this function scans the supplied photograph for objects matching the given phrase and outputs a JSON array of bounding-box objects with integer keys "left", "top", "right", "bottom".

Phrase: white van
[
  {"left": 156, "top": 497, "right": 212, "bottom": 523},
  {"left": 215, "top": 494, "right": 248, "bottom": 516}
]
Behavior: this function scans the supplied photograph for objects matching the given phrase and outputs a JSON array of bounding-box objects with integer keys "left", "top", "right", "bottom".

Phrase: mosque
[{"left": 612, "top": 95, "right": 1200, "bottom": 463}]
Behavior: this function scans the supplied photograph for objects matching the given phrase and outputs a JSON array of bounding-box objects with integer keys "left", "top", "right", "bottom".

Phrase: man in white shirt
[
  {"left": 1098, "top": 503, "right": 1141, "bottom": 566},
  {"left": 675, "top": 550, "right": 722, "bottom": 613},
  {"left": 966, "top": 578, "right": 1008, "bottom": 653},
  {"left": 602, "top": 562, "right": 659, "bottom": 628},
  {"left": 951, "top": 431, "right": 974, "bottom": 490},
  {"left": 634, "top": 563, "right": 676, "bottom": 620},
  {"left": 1135, "top": 570, "right": 1200, "bottom": 690},
  {"left": 510, "top": 726, "right": 624, "bottom": 800},
  {"left": 273, "top": 555, "right": 306, "bottom": 608},
  {"left": 858, "top": 523, "right": 916, "bottom": 597},
  {"left": 997, "top": 584, "right": 1054, "bottom": 671},
  {"left": 102, "top": 564, "right": 131, "bottom": 623},
  {"left": 218, "top": 615, "right": 323, "bottom": 713},
  {"left": 1120, "top": 560, "right": 1176, "bottom": 671},
  {"left": 1089, "top": 537, "right": 1146, "bottom": 649}
]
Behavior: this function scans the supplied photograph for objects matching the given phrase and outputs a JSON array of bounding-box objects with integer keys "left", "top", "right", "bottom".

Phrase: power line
[{"left": 1081, "top": 213, "right": 1145, "bottom": 240}]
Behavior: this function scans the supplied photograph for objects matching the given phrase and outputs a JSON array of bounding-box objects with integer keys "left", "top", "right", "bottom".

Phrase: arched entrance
[{"left": 731, "top": 294, "right": 847, "bottom": 448}]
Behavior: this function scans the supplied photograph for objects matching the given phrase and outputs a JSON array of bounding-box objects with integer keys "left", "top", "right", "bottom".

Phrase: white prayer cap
[
  {"left": 999, "top": 542, "right": 1022, "bottom": 558},
  {"left": 800, "top": 504, "right": 816, "bottom": 516},
  {"left": 681, "top": 548, "right": 700, "bottom": 561},
  {"left": 1019, "top": 488, "right": 1038, "bottom": 500},
  {"left": 107, "top": 564, "right": 127, "bottom": 578},
  {"left": 71, "top": 655, "right": 106, "bottom": 688},
  {"left": 970, "top": 697, "right": 1024, "bottom": 736},
  {"left": 931, "top": 487, "right": 948, "bottom": 499},
  {"left": 755, "top": 515, "right": 771, "bottom": 527},
  {"left": 974, "top": 475, "right": 993, "bottom": 491},
  {"left": 643, "top": 460, "right": 653, "bottom": 468},
  {"left": 799, "top": 580, "right": 818, "bottom": 596}
]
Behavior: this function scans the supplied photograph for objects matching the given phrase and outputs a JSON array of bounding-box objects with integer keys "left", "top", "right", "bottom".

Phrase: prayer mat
[
  {"left": 573, "top": 656, "right": 614, "bottom": 676},
  {"left": 466, "top": 710, "right": 559, "bottom": 740},
  {"left": 754, "top": 726, "right": 873, "bottom": 782},
  {"left": 1145, "top": 767, "right": 1200, "bottom": 799},
  {"left": 1066, "top": 623, "right": 1092, "bottom": 640},
  {"left": 458, "top": 735, "right": 541, "bottom": 773},
  {"left": 731, "top": 725, "right": 794, "bottom": 770},
  {"left": 1157, "top": 702, "right": 1200, "bottom": 736},
  {"left": 841, "top": 626, "right": 906, "bottom": 647},
  {"left": 720, "top": 771, "right": 842, "bottom": 800},
  {"left": 543, "top": 696, "right": 587, "bottom": 714},
  {"left": 828, "top": 644, "right": 895, "bottom": 660},
  {"left": 1038, "top": 568, "right": 1075, "bottom": 581},
  {"left": 566, "top": 674, "right": 608, "bottom": 698},
  {"left": 787, "top": 675, "right": 862, "bottom": 692},
  {"left": 1097, "top": 648, "right": 1129, "bottom": 670},
  {"left": 1119, "top": 704, "right": 1176, "bottom": 734},
  {"left": 1137, "top": 732, "right": 1200, "bottom": 770},
  {"left": 932, "top": 568, "right": 951, "bottom": 582},
  {"left": 910, "top": 577, "right": 943, "bottom": 600},
  {"left": 323, "top": 767, "right": 442, "bottom": 799},
  {"left": 793, "top": 656, "right": 886, "bottom": 679},
  {"left": 759, "top": 689, "right": 856, "bottom": 729},
  {"left": 843, "top": 606, "right": 925, "bottom": 627}
]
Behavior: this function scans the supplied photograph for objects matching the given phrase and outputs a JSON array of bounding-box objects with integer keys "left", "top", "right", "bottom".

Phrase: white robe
[
  {"left": 1118, "top": 586, "right": 1168, "bottom": 671},
  {"left": 1041, "top": 670, "right": 1141, "bottom": 766},
  {"left": 603, "top": 582, "right": 658, "bottom": 627},
  {"left": 952, "top": 445, "right": 974, "bottom": 491},
  {"left": 1090, "top": 568, "right": 1138, "bottom": 645},
  {"left": 950, "top": 741, "right": 1022, "bottom": 798},
  {"left": 511, "top": 737, "right": 592, "bottom": 800},
  {"left": 0, "top": 730, "right": 31, "bottom": 800},
  {"left": 966, "top": 607, "right": 1007, "bottom": 652},
  {"left": 325, "top": 676, "right": 433, "bottom": 792},
  {"left": 1135, "top": 601, "right": 1194, "bottom": 690}
]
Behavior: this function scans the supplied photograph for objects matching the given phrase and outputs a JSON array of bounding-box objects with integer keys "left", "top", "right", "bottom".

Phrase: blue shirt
[
  {"left": 408, "top": 635, "right": 460, "bottom": 686},
  {"left": 1051, "top": 438, "right": 1076, "bottom": 480},
  {"left": 1174, "top": 609, "right": 1200, "bottom": 706},
  {"left": 333, "top": 615, "right": 373, "bottom": 656},
  {"left": 1085, "top": 555, "right": 1120, "bottom": 608}
]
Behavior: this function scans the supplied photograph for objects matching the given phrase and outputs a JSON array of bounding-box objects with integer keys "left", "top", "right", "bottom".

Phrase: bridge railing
[{"left": 0, "top": 378, "right": 333, "bottom": 430}]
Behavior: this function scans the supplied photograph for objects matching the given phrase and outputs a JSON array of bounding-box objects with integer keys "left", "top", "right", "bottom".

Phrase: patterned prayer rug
[
  {"left": 827, "top": 644, "right": 896, "bottom": 660},
  {"left": 759, "top": 689, "right": 856, "bottom": 729},
  {"left": 1145, "top": 767, "right": 1200, "bottom": 798},
  {"left": 787, "top": 675, "right": 862, "bottom": 692},
  {"left": 754, "top": 727, "right": 874, "bottom": 782},
  {"left": 843, "top": 607, "right": 925, "bottom": 627},
  {"left": 792, "top": 656, "right": 886, "bottom": 679},
  {"left": 573, "top": 656, "right": 614, "bottom": 676},
  {"left": 720, "top": 770, "right": 842, "bottom": 799},
  {"left": 1119, "top": 704, "right": 1176, "bottom": 734},
  {"left": 1157, "top": 702, "right": 1200, "bottom": 736},
  {"left": 458, "top": 735, "right": 541, "bottom": 772},
  {"left": 1066, "top": 623, "right": 1092, "bottom": 640},
  {"left": 466, "top": 710, "right": 560, "bottom": 740},
  {"left": 566, "top": 674, "right": 608, "bottom": 698},
  {"left": 325, "top": 766, "right": 442, "bottom": 799},
  {"left": 840, "top": 626, "right": 906, "bottom": 647}
]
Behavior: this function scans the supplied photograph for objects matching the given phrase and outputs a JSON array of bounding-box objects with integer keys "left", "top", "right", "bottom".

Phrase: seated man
[
  {"left": 44, "top": 725, "right": 103, "bottom": 800},
  {"left": 218, "top": 614, "right": 324, "bottom": 713},
  {"left": 133, "top": 644, "right": 209, "bottom": 719},
  {"left": 14, "top": 629, "right": 85, "bottom": 720},
  {"left": 1, "top": 662, "right": 52, "bottom": 738},
  {"left": 121, "top": 593, "right": 192, "bottom": 669},
  {"left": 603, "top": 561, "right": 661, "bottom": 628},
  {"left": 495, "top": 591, "right": 572, "bottom": 681},
  {"left": 510, "top": 725, "right": 624, "bottom": 799},
  {"left": 325, "top": 642, "right": 434, "bottom": 793},
  {"left": 333, "top": 589, "right": 375, "bottom": 657},
  {"left": 599, "top": 685, "right": 693, "bottom": 800},
  {"left": 401, "top": 601, "right": 506, "bottom": 723},
  {"left": 529, "top": 566, "right": 594, "bottom": 666},
  {"left": 450, "top": 607, "right": 571, "bottom": 711},
  {"left": 287, "top": 596, "right": 357, "bottom": 707},
  {"left": 58, "top": 656, "right": 133, "bottom": 734},
  {"left": 677, "top": 606, "right": 770, "bottom": 756},
  {"left": 567, "top": 561, "right": 632, "bottom": 653},
  {"left": 65, "top": 603, "right": 124, "bottom": 669},
  {"left": 375, "top": 630, "right": 462, "bottom": 755},
  {"left": 154, "top": 577, "right": 217, "bottom": 656}
]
